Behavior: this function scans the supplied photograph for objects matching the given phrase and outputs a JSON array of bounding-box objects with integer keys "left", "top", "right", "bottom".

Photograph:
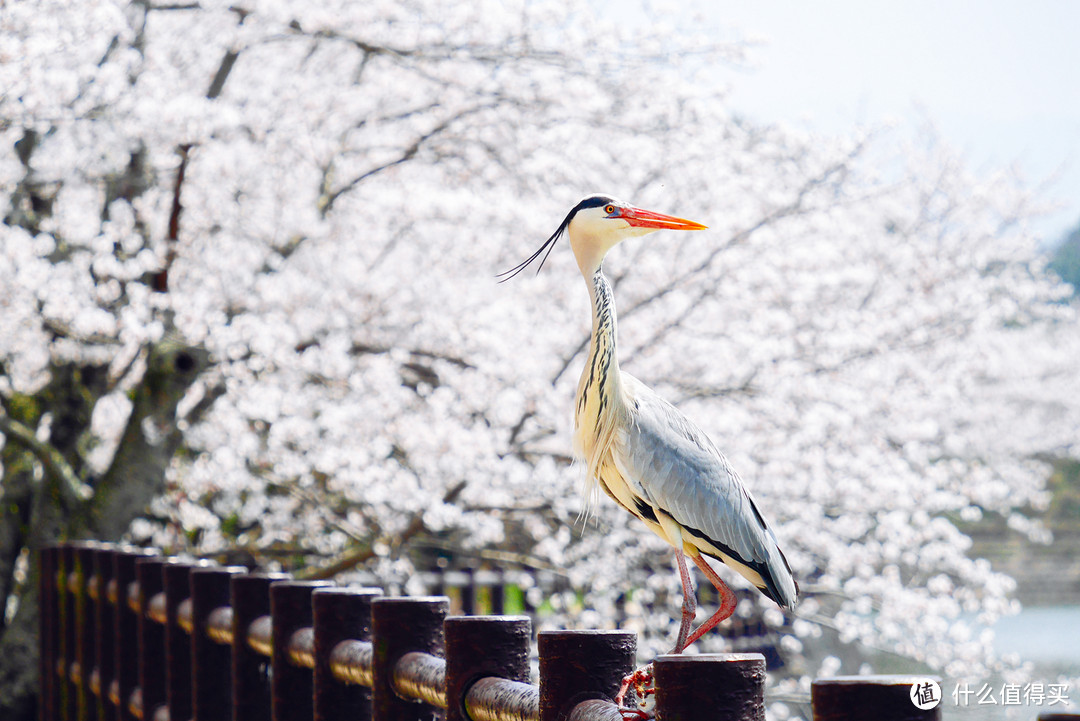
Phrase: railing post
[
  {"left": 653, "top": 653, "right": 766, "bottom": 721},
  {"left": 59, "top": 544, "right": 76, "bottom": 721},
  {"left": 232, "top": 572, "right": 290, "bottom": 721},
  {"left": 92, "top": 545, "right": 118, "bottom": 721},
  {"left": 371, "top": 597, "right": 449, "bottom": 721},
  {"left": 270, "top": 580, "right": 334, "bottom": 721},
  {"left": 191, "top": 566, "right": 247, "bottom": 721},
  {"left": 312, "top": 587, "right": 381, "bottom": 721},
  {"left": 163, "top": 560, "right": 210, "bottom": 721},
  {"left": 461, "top": 570, "right": 476, "bottom": 616},
  {"left": 39, "top": 544, "right": 62, "bottom": 721},
  {"left": 135, "top": 556, "right": 168, "bottom": 721},
  {"left": 445, "top": 616, "right": 531, "bottom": 721},
  {"left": 812, "top": 675, "right": 942, "bottom": 721},
  {"left": 113, "top": 548, "right": 158, "bottom": 721},
  {"left": 487, "top": 572, "right": 505, "bottom": 616},
  {"left": 73, "top": 541, "right": 101, "bottom": 721},
  {"left": 538, "top": 630, "right": 635, "bottom": 721}
]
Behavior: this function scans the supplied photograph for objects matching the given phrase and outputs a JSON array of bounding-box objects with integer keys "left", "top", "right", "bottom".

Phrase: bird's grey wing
[{"left": 614, "top": 377, "right": 797, "bottom": 608}]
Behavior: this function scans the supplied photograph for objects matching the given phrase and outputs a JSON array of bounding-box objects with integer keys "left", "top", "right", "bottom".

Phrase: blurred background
[
  {"left": 2, "top": 1, "right": 1078, "bottom": 719},
  {"left": 608, "top": 0, "right": 1080, "bottom": 244}
]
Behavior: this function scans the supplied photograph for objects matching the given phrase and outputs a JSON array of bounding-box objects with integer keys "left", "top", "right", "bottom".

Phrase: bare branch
[
  {"left": 0, "top": 414, "right": 92, "bottom": 504},
  {"left": 206, "top": 49, "right": 239, "bottom": 99},
  {"left": 298, "top": 479, "right": 469, "bottom": 580},
  {"left": 319, "top": 103, "right": 495, "bottom": 216}
]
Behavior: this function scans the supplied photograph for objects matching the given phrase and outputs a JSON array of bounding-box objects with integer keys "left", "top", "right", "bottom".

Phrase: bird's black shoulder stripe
[
  {"left": 682, "top": 522, "right": 792, "bottom": 607},
  {"left": 632, "top": 496, "right": 659, "bottom": 524},
  {"left": 747, "top": 495, "right": 768, "bottom": 531}
]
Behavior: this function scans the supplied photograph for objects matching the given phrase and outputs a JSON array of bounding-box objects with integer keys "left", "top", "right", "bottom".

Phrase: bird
[{"left": 500, "top": 194, "right": 798, "bottom": 664}]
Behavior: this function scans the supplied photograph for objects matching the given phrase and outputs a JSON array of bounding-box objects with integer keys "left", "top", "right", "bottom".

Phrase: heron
[{"left": 500, "top": 195, "right": 798, "bottom": 690}]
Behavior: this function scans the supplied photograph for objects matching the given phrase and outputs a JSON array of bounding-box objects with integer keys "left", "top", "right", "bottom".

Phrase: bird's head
[{"left": 499, "top": 194, "right": 707, "bottom": 281}]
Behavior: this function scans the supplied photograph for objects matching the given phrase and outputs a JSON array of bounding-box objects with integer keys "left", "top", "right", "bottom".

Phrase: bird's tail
[{"left": 761, "top": 542, "right": 798, "bottom": 611}]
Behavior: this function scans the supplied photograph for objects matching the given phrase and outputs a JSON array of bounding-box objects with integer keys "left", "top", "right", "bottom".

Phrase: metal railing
[{"left": 38, "top": 541, "right": 943, "bottom": 721}]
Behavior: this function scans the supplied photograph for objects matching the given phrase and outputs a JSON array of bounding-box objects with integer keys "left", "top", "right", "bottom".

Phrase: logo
[{"left": 910, "top": 679, "right": 942, "bottom": 710}]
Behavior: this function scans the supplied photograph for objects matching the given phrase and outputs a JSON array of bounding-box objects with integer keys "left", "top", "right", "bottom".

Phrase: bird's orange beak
[{"left": 622, "top": 206, "right": 707, "bottom": 231}]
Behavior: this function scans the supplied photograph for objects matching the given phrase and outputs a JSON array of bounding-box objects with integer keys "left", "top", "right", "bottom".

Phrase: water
[
  {"left": 993, "top": 605, "right": 1080, "bottom": 670},
  {"left": 940, "top": 605, "right": 1080, "bottom": 720}
]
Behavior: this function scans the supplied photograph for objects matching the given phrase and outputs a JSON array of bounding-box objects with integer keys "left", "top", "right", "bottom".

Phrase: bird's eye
[{"left": 605, "top": 205, "right": 616, "bottom": 215}]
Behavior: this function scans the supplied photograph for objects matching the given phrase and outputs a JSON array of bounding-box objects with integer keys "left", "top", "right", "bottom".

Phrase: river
[{"left": 939, "top": 605, "right": 1080, "bottom": 720}]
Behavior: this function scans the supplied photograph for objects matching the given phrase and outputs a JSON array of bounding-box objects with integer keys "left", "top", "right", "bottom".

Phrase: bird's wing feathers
[{"left": 613, "top": 374, "right": 797, "bottom": 609}]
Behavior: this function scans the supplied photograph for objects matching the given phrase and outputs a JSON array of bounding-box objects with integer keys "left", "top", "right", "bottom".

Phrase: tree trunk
[{"left": 0, "top": 336, "right": 214, "bottom": 719}]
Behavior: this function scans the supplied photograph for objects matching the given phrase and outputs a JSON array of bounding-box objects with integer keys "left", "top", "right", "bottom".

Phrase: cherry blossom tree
[{"left": 2, "top": 0, "right": 1078, "bottom": 717}]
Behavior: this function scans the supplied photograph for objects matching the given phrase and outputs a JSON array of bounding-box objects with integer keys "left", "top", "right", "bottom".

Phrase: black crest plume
[{"left": 497, "top": 195, "right": 615, "bottom": 282}]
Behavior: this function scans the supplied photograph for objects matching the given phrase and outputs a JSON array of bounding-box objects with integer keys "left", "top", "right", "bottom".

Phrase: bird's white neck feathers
[
  {"left": 573, "top": 268, "right": 624, "bottom": 515},
  {"left": 567, "top": 208, "right": 661, "bottom": 515}
]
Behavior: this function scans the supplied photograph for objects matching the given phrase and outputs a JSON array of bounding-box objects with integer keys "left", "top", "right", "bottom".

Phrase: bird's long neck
[
  {"left": 574, "top": 265, "right": 624, "bottom": 489},
  {"left": 581, "top": 266, "right": 621, "bottom": 405}
]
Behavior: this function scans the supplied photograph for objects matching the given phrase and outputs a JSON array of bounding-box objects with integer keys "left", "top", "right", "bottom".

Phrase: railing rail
[{"left": 38, "top": 541, "right": 945, "bottom": 721}]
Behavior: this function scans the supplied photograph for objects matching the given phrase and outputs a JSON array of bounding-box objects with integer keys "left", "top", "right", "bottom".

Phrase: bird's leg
[
  {"left": 614, "top": 662, "right": 654, "bottom": 720},
  {"left": 616, "top": 548, "right": 696, "bottom": 718},
  {"left": 671, "top": 548, "right": 696, "bottom": 654},
  {"left": 682, "top": 554, "right": 738, "bottom": 649}
]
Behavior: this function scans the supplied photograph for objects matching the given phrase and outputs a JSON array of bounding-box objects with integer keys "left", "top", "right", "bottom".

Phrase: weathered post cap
[
  {"left": 813, "top": 674, "right": 943, "bottom": 721},
  {"left": 446, "top": 615, "right": 533, "bottom": 721},
  {"left": 538, "top": 629, "right": 636, "bottom": 721},
  {"left": 654, "top": 653, "right": 766, "bottom": 721}
]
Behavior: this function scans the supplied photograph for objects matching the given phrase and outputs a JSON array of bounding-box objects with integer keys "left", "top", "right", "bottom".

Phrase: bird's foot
[{"left": 615, "top": 663, "right": 655, "bottom": 719}]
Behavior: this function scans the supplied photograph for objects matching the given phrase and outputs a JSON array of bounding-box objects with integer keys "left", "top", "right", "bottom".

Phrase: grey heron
[{"left": 501, "top": 194, "right": 797, "bottom": 708}]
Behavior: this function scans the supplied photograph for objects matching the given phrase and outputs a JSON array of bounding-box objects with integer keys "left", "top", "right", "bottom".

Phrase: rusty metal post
[
  {"left": 39, "top": 544, "right": 61, "bottom": 721},
  {"left": 270, "top": 580, "right": 334, "bottom": 721},
  {"left": 371, "top": 596, "right": 449, "bottom": 721},
  {"left": 445, "top": 616, "right": 532, "bottom": 721},
  {"left": 312, "top": 587, "right": 381, "bottom": 721},
  {"left": 538, "top": 630, "right": 635, "bottom": 721},
  {"left": 163, "top": 560, "right": 209, "bottom": 721},
  {"left": 653, "top": 653, "right": 766, "bottom": 721},
  {"left": 232, "top": 572, "right": 290, "bottom": 721},
  {"left": 92, "top": 546, "right": 118, "bottom": 721},
  {"left": 191, "top": 566, "right": 247, "bottom": 721},
  {"left": 135, "top": 556, "right": 168, "bottom": 721},
  {"left": 812, "top": 675, "right": 942, "bottom": 721},
  {"left": 113, "top": 548, "right": 157, "bottom": 721}
]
